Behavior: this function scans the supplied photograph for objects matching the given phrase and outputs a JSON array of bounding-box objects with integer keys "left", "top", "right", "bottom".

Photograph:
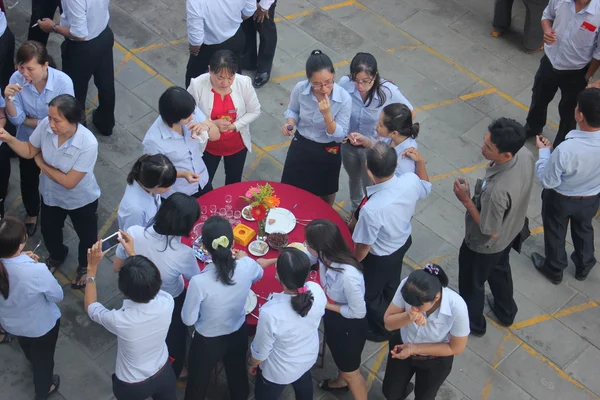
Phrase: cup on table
[
  {"left": 219, "top": 208, "right": 227, "bottom": 217},
  {"left": 209, "top": 205, "right": 217, "bottom": 215},
  {"left": 200, "top": 215, "right": 208, "bottom": 222},
  {"left": 201, "top": 205, "right": 207, "bottom": 215},
  {"left": 225, "top": 195, "right": 232, "bottom": 210},
  {"left": 226, "top": 209, "right": 233, "bottom": 219},
  {"left": 309, "top": 270, "right": 318, "bottom": 281},
  {"left": 234, "top": 210, "right": 241, "bottom": 220}
]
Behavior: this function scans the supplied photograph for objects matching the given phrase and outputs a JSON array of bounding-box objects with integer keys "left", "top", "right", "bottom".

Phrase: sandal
[
  {"left": 48, "top": 374, "right": 60, "bottom": 396},
  {"left": 319, "top": 379, "right": 349, "bottom": 393},
  {"left": 0, "top": 330, "right": 13, "bottom": 344},
  {"left": 70, "top": 273, "right": 87, "bottom": 290}
]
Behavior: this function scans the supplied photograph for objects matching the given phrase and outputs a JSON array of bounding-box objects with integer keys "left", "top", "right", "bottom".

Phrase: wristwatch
[
  {"left": 86, "top": 276, "right": 96, "bottom": 284},
  {"left": 52, "top": 24, "right": 58, "bottom": 33}
]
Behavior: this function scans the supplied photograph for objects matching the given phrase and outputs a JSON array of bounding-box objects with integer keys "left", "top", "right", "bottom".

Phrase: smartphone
[{"left": 101, "top": 232, "right": 121, "bottom": 252}]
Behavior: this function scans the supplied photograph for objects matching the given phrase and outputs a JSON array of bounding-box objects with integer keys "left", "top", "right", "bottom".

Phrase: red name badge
[{"left": 581, "top": 21, "right": 597, "bottom": 33}]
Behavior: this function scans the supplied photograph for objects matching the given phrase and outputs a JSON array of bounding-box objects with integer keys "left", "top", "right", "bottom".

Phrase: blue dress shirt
[
  {"left": 118, "top": 180, "right": 162, "bottom": 231},
  {"left": 536, "top": 129, "right": 600, "bottom": 196},
  {"left": 187, "top": 0, "right": 256, "bottom": 46},
  {"left": 0, "top": 254, "right": 63, "bottom": 337},
  {"left": 284, "top": 80, "right": 352, "bottom": 143},
  {"left": 338, "top": 76, "right": 413, "bottom": 140},
  {"left": 181, "top": 256, "right": 263, "bottom": 337},
  {"left": 353, "top": 174, "right": 432, "bottom": 255},
  {"left": 142, "top": 108, "right": 209, "bottom": 197},
  {"left": 250, "top": 281, "right": 327, "bottom": 385},
  {"left": 318, "top": 261, "right": 366, "bottom": 319},
  {"left": 29, "top": 118, "right": 101, "bottom": 210},
  {"left": 7, "top": 68, "right": 74, "bottom": 141}
]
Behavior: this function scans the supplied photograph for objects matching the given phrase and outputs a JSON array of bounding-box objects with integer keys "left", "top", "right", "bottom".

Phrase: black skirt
[
  {"left": 323, "top": 309, "right": 368, "bottom": 372},
  {"left": 281, "top": 132, "right": 342, "bottom": 197}
]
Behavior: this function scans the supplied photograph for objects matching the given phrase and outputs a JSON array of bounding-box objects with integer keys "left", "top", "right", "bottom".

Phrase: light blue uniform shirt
[
  {"left": 536, "top": 129, "right": 600, "bottom": 196},
  {"left": 393, "top": 138, "right": 418, "bottom": 176},
  {"left": 393, "top": 278, "right": 470, "bottom": 346},
  {"left": 0, "top": 254, "right": 63, "bottom": 337},
  {"left": 7, "top": 68, "right": 74, "bottom": 141},
  {"left": 60, "top": 0, "right": 110, "bottom": 41},
  {"left": 338, "top": 76, "right": 413, "bottom": 140},
  {"left": 29, "top": 118, "right": 101, "bottom": 210},
  {"left": 115, "top": 225, "right": 199, "bottom": 298},
  {"left": 250, "top": 281, "right": 326, "bottom": 385},
  {"left": 118, "top": 180, "right": 162, "bottom": 231},
  {"left": 0, "top": 10, "right": 6, "bottom": 36},
  {"left": 181, "top": 256, "right": 263, "bottom": 337},
  {"left": 284, "top": 80, "right": 352, "bottom": 143},
  {"left": 142, "top": 108, "right": 209, "bottom": 198},
  {"left": 353, "top": 174, "right": 431, "bottom": 255},
  {"left": 0, "top": 94, "right": 5, "bottom": 108},
  {"left": 318, "top": 261, "right": 366, "bottom": 319},
  {"left": 187, "top": 0, "right": 256, "bottom": 46}
]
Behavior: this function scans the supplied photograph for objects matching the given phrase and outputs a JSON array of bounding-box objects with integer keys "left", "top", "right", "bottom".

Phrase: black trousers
[
  {"left": 17, "top": 319, "right": 60, "bottom": 399},
  {"left": 254, "top": 369, "right": 312, "bottom": 400},
  {"left": 61, "top": 26, "right": 115, "bottom": 133},
  {"left": 362, "top": 236, "right": 412, "bottom": 338},
  {"left": 112, "top": 362, "right": 177, "bottom": 400},
  {"left": 166, "top": 290, "right": 188, "bottom": 378},
  {"left": 492, "top": 0, "right": 546, "bottom": 51},
  {"left": 0, "top": 24, "right": 15, "bottom": 90},
  {"left": 241, "top": 1, "right": 277, "bottom": 74},
  {"left": 526, "top": 55, "right": 588, "bottom": 147},
  {"left": 28, "top": 0, "right": 62, "bottom": 46},
  {"left": 40, "top": 198, "right": 98, "bottom": 275},
  {"left": 382, "top": 333, "right": 453, "bottom": 400},
  {"left": 184, "top": 323, "right": 249, "bottom": 400},
  {"left": 185, "top": 26, "right": 245, "bottom": 88},
  {"left": 458, "top": 240, "right": 516, "bottom": 335},
  {"left": 0, "top": 143, "right": 41, "bottom": 217},
  {"left": 202, "top": 148, "right": 248, "bottom": 192},
  {"left": 541, "top": 189, "right": 600, "bottom": 280}
]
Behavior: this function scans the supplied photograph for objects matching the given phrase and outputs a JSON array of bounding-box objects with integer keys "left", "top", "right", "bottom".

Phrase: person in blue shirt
[
  {"left": 281, "top": 50, "right": 352, "bottom": 206},
  {"left": 0, "top": 41, "right": 74, "bottom": 236},
  {"left": 0, "top": 217, "right": 63, "bottom": 400},
  {"left": 118, "top": 154, "right": 176, "bottom": 231},
  {"left": 0, "top": 94, "right": 6, "bottom": 219},
  {"left": 338, "top": 53, "right": 414, "bottom": 212}
]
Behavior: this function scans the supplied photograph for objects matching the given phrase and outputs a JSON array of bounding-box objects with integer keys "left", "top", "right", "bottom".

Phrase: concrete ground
[{"left": 2, "top": 0, "right": 600, "bottom": 399}]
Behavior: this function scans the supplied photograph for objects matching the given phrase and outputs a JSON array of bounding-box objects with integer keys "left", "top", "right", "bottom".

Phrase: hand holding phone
[{"left": 101, "top": 232, "right": 121, "bottom": 252}]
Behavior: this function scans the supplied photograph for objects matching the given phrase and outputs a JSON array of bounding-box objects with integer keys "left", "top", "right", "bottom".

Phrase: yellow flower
[{"left": 263, "top": 195, "right": 280, "bottom": 208}]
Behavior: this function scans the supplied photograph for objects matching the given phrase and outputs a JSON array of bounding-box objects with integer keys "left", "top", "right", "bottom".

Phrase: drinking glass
[
  {"left": 201, "top": 205, "right": 207, "bottom": 214},
  {"left": 219, "top": 208, "right": 227, "bottom": 217},
  {"left": 200, "top": 215, "right": 208, "bottom": 221},
  {"left": 225, "top": 194, "right": 233, "bottom": 211},
  {"left": 309, "top": 270, "right": 318, "bottom": 281},
  {"left": 226, "top": 209, "right": 233, "bottom": 219},
  {"left": 234, "top": 210, "right": 241, "bottom": 220},
  {"left": 209, "top": 204, "right": 217, "bottom": 215}
]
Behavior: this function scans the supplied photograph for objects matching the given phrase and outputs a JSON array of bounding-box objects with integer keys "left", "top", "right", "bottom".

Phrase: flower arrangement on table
[{"left": 240, "top": 183, "right": 280, "bottom": 239}]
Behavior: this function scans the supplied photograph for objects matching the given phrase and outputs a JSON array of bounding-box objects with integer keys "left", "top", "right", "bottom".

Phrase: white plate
[
  {"left": 245, "top": 290, "right": 258, "bottom": 314},
  {"left": 241, "top": 205, "right": 255, "bottom": 221},
  {"left": 265, "top": 208, "right": 297, "bottom": 234},
  {"left": 248, "top": 239, "right": 269, "bottom": 256},
  {"left": 288, "top": 242, "right": 307, "bottom": 252}
]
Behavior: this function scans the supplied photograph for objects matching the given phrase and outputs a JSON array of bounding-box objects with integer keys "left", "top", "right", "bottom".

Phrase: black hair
[
  {"left": 0, "top": 217, "right": 28, "bottom": 300},
  {"left": 401, "top": 264, "right": 449, "bottom": 307},
  {"left": 209, "top": 49, "right": 238, "bottom": 76},
  {"left": 381, "top": 103, "right": 419, "bottom": 139},
  {"left": 202, "top": 216, "right": 236, "bottom": 285},
  {"left": 487, "top": 118, "right": 526, "bottom": 156},
  {"left": 158, "top": 86, "right": 196, "bottom": 127},
  {"left": 150, "top": 193, "right": 200, "bottom": 247},
  {"left": 306, "top": 49, "right": 335, "bottom": 79},
  {"left": 126, "top": 154, "right": 177, "bottom": 189},
  {"left": 304, "top": 219, "right": 362, "bottom": 273},
  {"left": 577, "top": 88, "right": 600, "bottom": 128},
  {"left": 349, "top": 52, "right": 388, "bottom": 107},
  {"left": 366, "top": 141, "right": 398, "bottom": 178},
  {"left": 276, "top": 248, "right": 313, "bottom": 317},
  {"left": 49, "top": 94, "right": 84, "bottom": 125},
  {"left": 118, "top": 255, "right": 162, "bottom": 303},
  {"left": 16, "top": 40, "right": 57, "bottom": 69}
]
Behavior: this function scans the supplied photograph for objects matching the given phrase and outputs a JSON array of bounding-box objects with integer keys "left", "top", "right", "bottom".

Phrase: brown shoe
[
  {"left": 526, "top": 45, "right": 544, "bottom": 54},
  {"left": 491, "top": 27, "right": 503, "bottom": 38}
]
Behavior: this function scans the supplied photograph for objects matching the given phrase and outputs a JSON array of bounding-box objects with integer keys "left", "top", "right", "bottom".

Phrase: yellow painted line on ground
[
  {"left": 430, "top": 161, "right": 489, "bottom": 183},
  {"left": 386, "top": 45, "right": 420, "bottom": 52},
  {"left": 6, "top": 195, "right": 23, "bottom": 214},
  {"left": 509, "top": 314, "right": 553, "bottom": 330},
  {"left": 511, "top": 299, "right": 599, "bottom": 330},
  {"left": 98, "top": 205, "right": 120, "bottom": 238},
  {"left": 261, "top": 141, "right": 292, "bottom": 152},
  {"left": 130, "top": 39, "right": 187, "bottom": 55},
  {"left": 365, "top": 344, "right": 389, "bottom": 392},
  {"left": 459, "top": 88, "right": 497, "bottom": 101},
  {"left": 114, "top": 42, "right": 173, "bottom": 88},
  {"left": 530, "top": 226, "right": 544, "bottom": 235},
  {"left": 419, "top": 98, "right": 460, "bottom": 112}
]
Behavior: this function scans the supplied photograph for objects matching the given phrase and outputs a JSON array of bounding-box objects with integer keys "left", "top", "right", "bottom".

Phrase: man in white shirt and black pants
[
  {"left": 0, "top": 9, "right": 14, "bottom": 91},
  {"left": 531, "top": 88, "right": 600, "bottom": 283},
  {"left": 525, "top": 0, "right": 600, "bottom": 147},
  {"left": 185, "top": 0, "right": 256, "bottom": 87},
  {"left": 38, "top": 0, "right": 116, "bottom": 137},
  {"left": 241, "top": 0, "right": 278, "bottom": 88}
]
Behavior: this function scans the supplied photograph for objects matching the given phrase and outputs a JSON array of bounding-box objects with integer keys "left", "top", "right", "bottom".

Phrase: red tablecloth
[{"left": 183, "top": 181, "right": 353, "bottom": 327}]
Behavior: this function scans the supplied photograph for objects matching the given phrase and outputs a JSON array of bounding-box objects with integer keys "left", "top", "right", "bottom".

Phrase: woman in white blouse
[
  {"left": 383, "top": 264, "right": 469, "bottom": 400},
  {"left": 187, "top": 49, "right": 261, "bottom": 190}
]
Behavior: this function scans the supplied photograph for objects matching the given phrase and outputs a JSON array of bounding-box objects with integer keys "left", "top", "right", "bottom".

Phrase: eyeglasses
[
  {"left": 353, "top": 77, "right": 375, "bottom": 86},
  {"left": 310, "top": 80, "right": 334, "bottom": 89}
]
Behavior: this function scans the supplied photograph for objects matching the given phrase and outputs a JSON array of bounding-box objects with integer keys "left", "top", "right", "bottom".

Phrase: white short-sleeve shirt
[
  {"left": 392, "top": 278, "right": 470, "bottom": 347},
  {"left": 29, "top": 118, "right": 101, "bottom": 210},
  {"left": 60, "top": 0, "right": 110, "bottom": 41}
]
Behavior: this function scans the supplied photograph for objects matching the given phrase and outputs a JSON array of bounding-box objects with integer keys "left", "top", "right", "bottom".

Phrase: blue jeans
[{"left": 254, "top": 369, "right": 312, "bottom": 400}]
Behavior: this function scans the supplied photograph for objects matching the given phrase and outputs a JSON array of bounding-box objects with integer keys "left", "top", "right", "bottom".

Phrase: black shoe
[
  {"left": 319, "top": 379, "right": 349, "bottom": 393},
  {"left": 486, "top": 294, "right": 512, "bottom": 327},
  {"left": 470, "top": 328, "right": 486, "bottom": 337},
  {"left": 25, "top": 218, "right": 38, "bottom": 236},
  {"left": 253, "top": 72, "right": 270, "bottom": 88},
  {"left": 570, "top": 253, "right": 592, "bottom": 281},
  {"left": 47, "top": 247, "right": 68, "bottom": 274},
  {"left": 35, "top": 374, "right": 60, "bottom": 400},
  {"left": 92, "top": 109, "right": 114, "bottom": 136},
  {"left": 531, "top": 252, "right": 562, "bottom": 284},
  {"left": 402, "top": 382, "right": 415, "bottom": 400}
]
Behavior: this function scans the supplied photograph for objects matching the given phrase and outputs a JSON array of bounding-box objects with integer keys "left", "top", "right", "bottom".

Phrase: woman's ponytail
[
  {"left": 423, "top": 263, "right": 449, "bottom": 287},
  {"left": 291, "top": 285, "right": 314, "bottom": 317},
  {"left": 126, "top": 155, "right": 147, "bottom": 185},
  {"left": 277, "top": 248, "right": 314, "bottom": 317}
]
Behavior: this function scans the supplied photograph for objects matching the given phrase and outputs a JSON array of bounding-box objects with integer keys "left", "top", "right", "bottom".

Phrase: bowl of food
[
  {"left": 248, "top": 239, "right": 269, "bottom": 256},
  {"left": 267, "top": 232, "right": 289, "bottom": 251},
  {"left": 242, "top": 205, "right": 255, "bottom": 221}
]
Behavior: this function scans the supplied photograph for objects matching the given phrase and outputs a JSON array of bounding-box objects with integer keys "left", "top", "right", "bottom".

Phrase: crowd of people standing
[{"left": 0, "top": 1, "right": 600, "bottom": 400}]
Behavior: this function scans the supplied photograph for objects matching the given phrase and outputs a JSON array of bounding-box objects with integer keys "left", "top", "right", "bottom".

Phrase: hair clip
[
  {"left": 296, "top": 285, "right": 308, "bottom": 294},
  {"left": 212, "top": 235, "right": 230, "bottom": 250},
  {"left": 423, "top": 263, "right": 439, "bottom": 275}
]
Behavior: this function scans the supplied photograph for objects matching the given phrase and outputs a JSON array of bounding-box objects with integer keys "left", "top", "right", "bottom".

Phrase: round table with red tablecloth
[{"left": 182, "top": 181, "right": 353, "bottom": 330}]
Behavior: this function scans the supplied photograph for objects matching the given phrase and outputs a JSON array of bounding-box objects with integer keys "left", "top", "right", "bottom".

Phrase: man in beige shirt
[{"left": 454, "top": 118, "right": 535, "bottom": 337}]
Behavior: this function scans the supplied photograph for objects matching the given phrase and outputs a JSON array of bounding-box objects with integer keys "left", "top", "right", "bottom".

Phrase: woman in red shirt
[{"left": 187, "top": 50, "right": 261, "bottom": 190}]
